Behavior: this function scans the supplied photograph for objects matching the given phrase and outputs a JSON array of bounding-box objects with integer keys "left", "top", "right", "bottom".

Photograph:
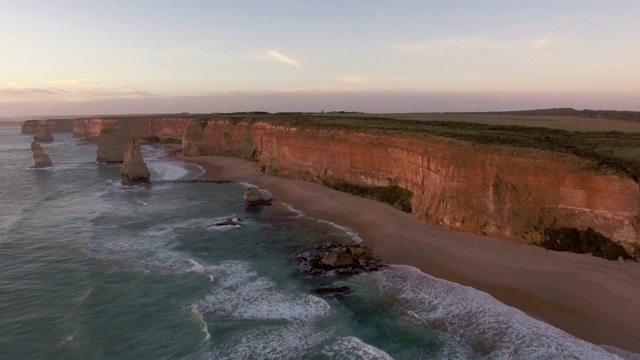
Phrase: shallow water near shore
[{"left": 0, "top": 127, "right": 632, "bottom": 359}]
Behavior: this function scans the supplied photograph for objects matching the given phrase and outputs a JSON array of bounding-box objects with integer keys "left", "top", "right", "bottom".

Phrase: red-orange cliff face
[
  {"left": 21, "top": 119, "right": 75, "bottom": 133},
  {"left": 184, "top": 120, "right": 640, "bottom": 252},
  {"left": 73, "top": 117, "right": 189, "bottom": 140}
]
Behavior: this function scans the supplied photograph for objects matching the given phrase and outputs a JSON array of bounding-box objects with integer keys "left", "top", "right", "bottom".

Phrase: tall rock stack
[
  {"left": 96, "top": 128, "right": 124, "bottom": 163},
  {"left": 30, "top": 142, "right": 53, "bottom": 168},
  {"left": 21, "top": 120, "right": 39, "bottom": 134},
  {"left": 33, "top": 121, "right": 54, "bottom": 143},
  {"left": 120, "top": 137, "right": 150, "bottom": 185}
]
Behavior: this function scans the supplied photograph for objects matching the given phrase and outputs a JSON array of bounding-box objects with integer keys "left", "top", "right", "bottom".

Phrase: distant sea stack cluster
[{"left": 120, "top": 137, "right": 150, "bottom": 185}]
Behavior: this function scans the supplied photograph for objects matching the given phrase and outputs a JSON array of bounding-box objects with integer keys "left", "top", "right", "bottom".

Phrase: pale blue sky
[{"left": 1, "top": 1, "right": 639, "bottom": 116}]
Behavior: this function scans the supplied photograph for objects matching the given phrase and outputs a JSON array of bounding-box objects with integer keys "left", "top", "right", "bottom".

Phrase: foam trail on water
[
  {"left": 360, "top": 265, "right": 626, "bottom": 359},
  {"left": 148, "top": 161, "right": 188, "bottom": 181},
  {"left": 190, "top": 307, "right": 211, "bottom": 342},
  {"left": 193, "top": 261, "right": 330, "bottom": 322},
  {"left": 281, "top": 202, "right": 363, "bottom": 243},
  {"left": 204, "top": 323, "right": 332, "bottom": 359},
  {"left": 322, "top": 337, "right": 394, "bottom": 360}
]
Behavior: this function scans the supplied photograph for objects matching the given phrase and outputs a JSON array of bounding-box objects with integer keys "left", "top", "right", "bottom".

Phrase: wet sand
[{"left": 175, "top": 155, "right": 640, "bottom": 354}]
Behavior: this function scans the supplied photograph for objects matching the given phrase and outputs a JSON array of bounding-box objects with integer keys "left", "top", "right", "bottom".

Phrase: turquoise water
[{"left": 0, "top": 126, "right": 629, "bottom": 359}]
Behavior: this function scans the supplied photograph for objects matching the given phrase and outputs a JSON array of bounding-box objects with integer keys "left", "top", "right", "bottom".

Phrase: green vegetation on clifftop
[
  {"left": 541, "top": 228, "right": 631, "bottom": 260},
  {"left": 206, "top": 114, "right": 640, "bottom": 183}
]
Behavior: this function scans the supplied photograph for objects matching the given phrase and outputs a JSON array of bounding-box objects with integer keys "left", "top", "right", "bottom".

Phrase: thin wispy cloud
[
  {"left": 390, "top": 36, "right": 511, "bottom": 52},
  {"left": 45, "top": 78, "right": 96, "bottom": 85},
  {"left": 391, "top": 36, "right": 576, "bottom": 53},
  {"left": 256, "top": 49, "right": 302, "bottom": 68},
  {"left": 340, "top": 76, "right": 369, "bottom": 84},
  {"left": 0, "top": 84, "right": 156, "bottom": 103}
]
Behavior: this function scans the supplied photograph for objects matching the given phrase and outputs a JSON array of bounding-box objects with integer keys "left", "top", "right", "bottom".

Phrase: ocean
[{"left": 0, "top": 126, "right": 629, "bottom": 359}]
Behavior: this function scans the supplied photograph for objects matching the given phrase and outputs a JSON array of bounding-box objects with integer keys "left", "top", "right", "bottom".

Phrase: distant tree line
[{"left": 456, "top": 108, "right": 640, "bottom": 122}]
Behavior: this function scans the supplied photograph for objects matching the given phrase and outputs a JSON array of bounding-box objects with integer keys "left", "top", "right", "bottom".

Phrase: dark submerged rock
[
  {"left": 312, "top": 286, "right": 354, "bottom": 299},
  {"left": 215, "top": 218, "right": 242, "bottom": 227}
]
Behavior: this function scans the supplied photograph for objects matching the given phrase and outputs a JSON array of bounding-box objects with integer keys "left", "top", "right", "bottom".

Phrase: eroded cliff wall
[
  {"left": 184, "top": 120, "right": 640, "bottom": 252},
  {"left": 73, "top": 116, "right": 189, "bottom": 140},
  {"left": 21, "top": 119, "right": 75, "bottom": 133}
]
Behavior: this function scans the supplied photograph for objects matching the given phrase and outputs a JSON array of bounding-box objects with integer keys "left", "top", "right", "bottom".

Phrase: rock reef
[
  {"left": 120, "top": 137, "right": 150, "bottom": 185},
  {"left": 33, "top": 121, "right": 53, "bottom": 143},
  {"left": 294, "top": 243, "right": 384, "bottom": 277},
  {"left": 96, "top": 128, "right": 124, "bottom": 163},
  {"left": 30, "top": 142, "right": 53, "bottom": 168}
]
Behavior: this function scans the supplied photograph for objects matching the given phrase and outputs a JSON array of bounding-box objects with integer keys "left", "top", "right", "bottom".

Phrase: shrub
[
  {"left": 540, "top": 228, "right": 630, "bottom": 260},
  {"left": 319, "top": 177, "right": 413, "bottom": 213}
]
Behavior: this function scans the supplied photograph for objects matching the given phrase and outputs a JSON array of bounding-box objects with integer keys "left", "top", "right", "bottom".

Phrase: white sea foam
[
  {"left": 187, "top": 259, "right": 205, "bottom": 274},
  {"left": 361, "top": 265, "right": 626, "bottom": 359},
  {"left": 141, "top": 145, "right": 168, "bottom": 161},
  {"left": 0, "top": 144, "right": 30, "bottom": 151},
  {"left": 24, "top": 162, "right": 86, "bottom": 172},
  {"left": 280, "top": 202, "right": 363, "bottom": 243},
  {"left": 189, "top": 163, "right": 206, "bottom": 179},
  {"left": 148, "top": 161, "right": 188, "bottom": 181},
  {"left": 135, "top": 199, "right": 148, "bottom": 206},
  {"left": 281, "top": 202, "right": 304, "bottom": 218},
  {"left": 322, "top": 336, "right": 394, "bottom": 360},
  {"left": 237, "top": 181, "right": 256, "bottom": 189},
  {"left": 190, "top": 306, "right": 211, "bottom": 342},
  {"left": 193, "top": 261, "right": 330, "bottom": 323},
  {"left": 204, "top": 323, "right": 332, "bottom": 360}
]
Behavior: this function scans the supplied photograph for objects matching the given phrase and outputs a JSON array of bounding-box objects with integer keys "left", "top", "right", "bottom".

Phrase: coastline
[{"left": 173, "top": 154, "right": 640, "bottom": 354}]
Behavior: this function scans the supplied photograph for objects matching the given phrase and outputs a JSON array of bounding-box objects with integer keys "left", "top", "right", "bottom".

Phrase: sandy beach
[{"left": 175, "top": 155, "right": 640, "bottom": 354}]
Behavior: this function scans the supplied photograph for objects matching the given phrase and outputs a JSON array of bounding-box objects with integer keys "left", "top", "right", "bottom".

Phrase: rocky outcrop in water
[
  {"left": 312, "top": 286, "right": 354, "bottom": 300},
  {"left": 30, "top": 142, "right": 52, "bottom": 168},
  {"left": 215, "top": 217, "right": 243, "bottom": 227},
  {"left": 120, "top": 137, "right": 150, "bottom": 185},
  {"left": 96, "top": 128, "right": 124, "bottom": 163},
  {"left": 294, "top": 243, "right": 384, "bottom": 277},
  {"left": 243, "top": 186, "right": 274, "bottom": 206},
  {"left": 21, "top": 120, "right": 40, "bottom": 134},
  {"left": 33, "top": 121, "right": 53, "bottom": 143}
]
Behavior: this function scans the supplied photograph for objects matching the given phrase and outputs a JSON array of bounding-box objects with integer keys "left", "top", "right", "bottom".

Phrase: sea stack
[
  {"left": 243, "top": 186, "right": 274, "bottom": 206},
  {"left": 120, "top": 137, "right": 150, "bottom": 185},
  {"left": 30, "top": 142, "right": 53, "bottom": 168},
  {"left": 33, "top": 121, "right": 54, "bottom": 143},
  {"left": 96, "top": 128, "right": 124, "bottom": 163}
]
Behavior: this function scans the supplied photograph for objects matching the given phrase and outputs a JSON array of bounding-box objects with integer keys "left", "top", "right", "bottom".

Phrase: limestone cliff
[
  {"left": 73, "top": 116, "right": 189, "bottom": 141},
  {"left": 30, "top": 142, "right": 53, "bottom": 168},
  {"left": 120, "top": 137, "right": 150, "bottom": 185},
  {"left": 22, "top": 119, "right": 74, "bottom": 133},
  {"left": 96, "top": 128, "right": 124, "bottom": 163},
  {"left": 183, "top": 119, "right": 640, "bottom": 255},
  {"left": 33, "top": 121, "right": 54, "bottom": 143}
]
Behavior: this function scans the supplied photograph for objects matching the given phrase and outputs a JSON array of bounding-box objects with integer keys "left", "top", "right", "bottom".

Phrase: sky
[{"left": 1, "top": 0, "right": 640, "bottom": 117}]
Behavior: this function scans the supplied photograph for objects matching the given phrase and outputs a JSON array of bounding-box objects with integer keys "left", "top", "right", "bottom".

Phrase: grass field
[{"left": 317, "top": 112, "right": 640, "bottom": 132}]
